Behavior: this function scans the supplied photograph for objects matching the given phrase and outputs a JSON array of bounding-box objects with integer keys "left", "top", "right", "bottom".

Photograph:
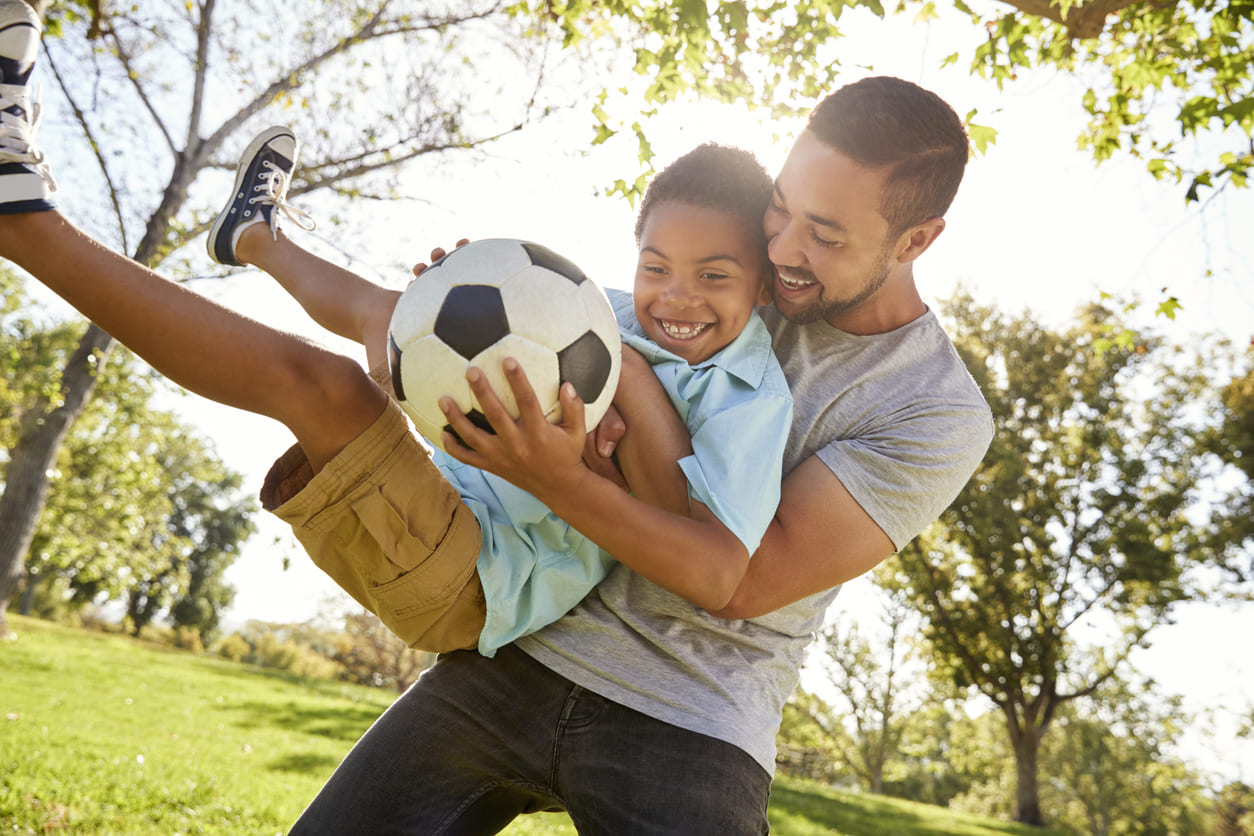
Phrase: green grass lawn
[{"left": 1, "top": 616, "right": 1064, "bottom": 835}]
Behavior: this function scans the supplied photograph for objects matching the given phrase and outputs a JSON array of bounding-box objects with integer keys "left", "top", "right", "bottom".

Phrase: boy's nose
[{"left": 662, "top": 276, "right": 701, "bottom": 305}]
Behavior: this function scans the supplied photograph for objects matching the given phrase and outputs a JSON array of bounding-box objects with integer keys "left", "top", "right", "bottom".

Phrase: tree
[
  {"left": 884, "top": 290, "right": 1249, "bottom": 825},
  {"left": 1043, "top": 678, "right": 1210, "bottom": 836},
  {"left": 539, "top": 0, "right": 1251, "bottom": 201},
  {"left": 333, "top": 608, "right": 433, "bottom": 692},
  {"left": 2, "top": 272, "right": 250, "bottom": 627},
  {"left": 0, "top": 0, "right": 564, "bottom": 632},
  {"left": 125, "top": 434, "right": 255, "bottom": 639},
  {"left": 15, "top": 355, "right": 254, "bottom": 628},
  {"left": 944, "top": 676, "right": 1211, "bottom": 833},
  {"left": 1206, "top": 349, "right": 1254, "bottom": 579},
  {"left": 806, "top": 583, "right": 923, "bottom": 794},
  {"left": 1216, "top": 782, "right": 1254, "bottom": 836}
]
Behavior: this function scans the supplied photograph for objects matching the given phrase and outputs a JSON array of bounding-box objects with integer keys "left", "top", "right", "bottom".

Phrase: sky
[{"left": 25, "top": 3, "right": 1254, "bottom": 785}]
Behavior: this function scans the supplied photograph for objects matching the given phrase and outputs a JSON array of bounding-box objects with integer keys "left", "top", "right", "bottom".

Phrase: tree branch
[
  {"left": 196, "top": 3, "right": 505, "bottom": 167},
  {"left": 994, "top": 0, "right": 1156, "bottom": 39},
  {"left": 43, "top": 46, "right": 129, "bottom": 252},
  {"left": 101, "top": 30, "right": 177, "bottom": 156},
  {"left": 186, "top": 0, "right": 217, "bottom": 158}
]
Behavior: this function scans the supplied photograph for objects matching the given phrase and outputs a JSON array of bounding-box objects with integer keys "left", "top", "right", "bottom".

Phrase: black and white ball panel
[{"left": 387, "top": 238, "right": 622, "bottom": 452}]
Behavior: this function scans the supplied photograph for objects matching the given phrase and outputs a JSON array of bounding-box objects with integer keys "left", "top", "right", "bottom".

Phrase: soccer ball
[{"left": 387, "top": 238, "right": 622, "bottom": 452}]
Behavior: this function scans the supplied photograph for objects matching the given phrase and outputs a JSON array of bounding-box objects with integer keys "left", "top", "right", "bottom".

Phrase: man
[
  {"left": 0, "top": 4, "right": 989, "bottom": 824},
  {"left": 290, "top": 76, "right": 994, "bottom": 834}
]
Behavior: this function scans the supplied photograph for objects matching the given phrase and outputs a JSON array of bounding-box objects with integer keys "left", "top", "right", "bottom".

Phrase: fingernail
[
  {"left": 466, "top": 367, "right": 480, "bottom": 383},
  {"left": 600, "top": 441, "right": 616, "bottom": 457},
  {"left": 504, "top": 357, "right": 518, "bottom": 371}
]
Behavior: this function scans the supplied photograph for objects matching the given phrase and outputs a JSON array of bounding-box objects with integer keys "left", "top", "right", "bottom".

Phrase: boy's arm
[
  {"left": 606, "top": 345, "right": 694, "bottom": 517},
  {"left": 442, "top": 362, "right": 754, "bottom": 611}
]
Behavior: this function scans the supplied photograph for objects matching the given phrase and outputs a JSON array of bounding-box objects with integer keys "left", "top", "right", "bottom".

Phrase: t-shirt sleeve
[
  {"left": 816, "top": 400, "right": 993, "bottom": 551},
  {"left": 678, "top": 390, "right": 793, "bottom": 556}
]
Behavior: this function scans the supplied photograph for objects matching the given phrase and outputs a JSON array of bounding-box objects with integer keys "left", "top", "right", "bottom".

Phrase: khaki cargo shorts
[{"left": 260, "top": 391, "right": 485, "bottom": 653}]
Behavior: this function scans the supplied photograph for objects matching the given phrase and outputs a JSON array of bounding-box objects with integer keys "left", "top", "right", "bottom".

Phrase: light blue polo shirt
[{"left": 435, "top": 288, "right": 793, "bottom": 656}]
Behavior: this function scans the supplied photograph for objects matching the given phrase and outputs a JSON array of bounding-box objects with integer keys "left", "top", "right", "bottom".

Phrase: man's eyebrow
[{"left": 774, "top": 181, "right": 847, "bottom": 233}]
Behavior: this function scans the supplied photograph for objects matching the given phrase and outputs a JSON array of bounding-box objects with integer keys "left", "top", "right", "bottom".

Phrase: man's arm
[
  {"left": 710, "top": 458, "right": 895, "bottom": 619},
  {"left": 595, "top": 359, "right": 897, "bottom": 619}
]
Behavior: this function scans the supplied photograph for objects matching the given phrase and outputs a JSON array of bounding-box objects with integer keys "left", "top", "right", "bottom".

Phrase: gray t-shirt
[{"left": 517, "top": 304, "right": 993, "bottom": 773}]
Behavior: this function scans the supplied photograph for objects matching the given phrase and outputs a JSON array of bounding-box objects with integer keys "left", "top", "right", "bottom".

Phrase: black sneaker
[
  {"left": 207, "top": 125, "right": 315, "bottom": 266},
  {"left": 0, "top": 0, "right": 54, "bottom": 214}
]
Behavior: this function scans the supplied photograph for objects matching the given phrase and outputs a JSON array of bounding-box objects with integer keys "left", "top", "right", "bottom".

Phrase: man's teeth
[
  {"left": 779, "top": 273, "right": 816, "bottom": 290},
  {"left": 660, "top": 320, "right": 712, "bottom": 340}
]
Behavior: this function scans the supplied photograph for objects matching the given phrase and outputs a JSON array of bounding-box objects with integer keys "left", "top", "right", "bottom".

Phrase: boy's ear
[
  {"left": 893, "top": 217, "right": 946, "bottom": 264},
  {"left": 756, "top": 273, "right": 774, "bottom": 306}
]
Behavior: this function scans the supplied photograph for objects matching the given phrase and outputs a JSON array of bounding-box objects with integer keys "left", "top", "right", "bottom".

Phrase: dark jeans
[{"left": 289, "top": 644, "right": 772, "bottom": 835}]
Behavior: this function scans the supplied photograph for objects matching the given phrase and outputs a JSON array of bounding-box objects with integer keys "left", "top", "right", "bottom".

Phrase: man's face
[{"left": 763, "top": 131, "right": 900, "bottom": 326}]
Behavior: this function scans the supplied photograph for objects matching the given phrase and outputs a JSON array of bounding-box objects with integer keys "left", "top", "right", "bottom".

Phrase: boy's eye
[{"left": 700, "top": 271, "right": 730, "bottom": 281}]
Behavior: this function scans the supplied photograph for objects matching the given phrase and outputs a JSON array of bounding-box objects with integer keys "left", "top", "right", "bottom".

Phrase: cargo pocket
[{"left": 350, "top": 487, "right": 482, "bottom": 640}]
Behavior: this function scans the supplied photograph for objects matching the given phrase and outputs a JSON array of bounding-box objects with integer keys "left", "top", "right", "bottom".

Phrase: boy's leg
[
  {"left": 205, "top": 131, "right": 399, "bottom": 368},
  {"left": 0, "top": 210, "right": 385, "bottom": 471},
  {"left": 239, "top": 227, "right": 399, "bottom": 370},
  {"left": 0, "top": 11, "right": 380, "bottom": 470}
]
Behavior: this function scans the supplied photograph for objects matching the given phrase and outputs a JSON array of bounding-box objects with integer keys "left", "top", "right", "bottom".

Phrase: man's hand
[
  {"left": 411, "top": 239, "right": 470, "bottom": 277},
  {"left": 583, "top": 405, "right": 628, "bottom": 490}
]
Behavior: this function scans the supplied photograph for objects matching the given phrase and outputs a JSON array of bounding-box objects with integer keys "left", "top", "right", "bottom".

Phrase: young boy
[
  {"left": 211, "top": 130, "right": 792, "bottom": 656},
  {"left": 0, "top": 2, "right": 790, "bottom": 655}
]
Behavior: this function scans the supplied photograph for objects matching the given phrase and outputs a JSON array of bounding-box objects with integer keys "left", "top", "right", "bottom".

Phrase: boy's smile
[{"left": 633, "top": 201, "right": 771, "bottom": 365}]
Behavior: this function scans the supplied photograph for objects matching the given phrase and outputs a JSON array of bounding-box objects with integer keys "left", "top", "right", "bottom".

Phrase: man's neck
[{"left": 826, "top": 271, "right": 927, "bottom": 335}]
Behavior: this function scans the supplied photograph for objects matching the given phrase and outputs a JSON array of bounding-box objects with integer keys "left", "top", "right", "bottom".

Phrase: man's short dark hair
[
  {"left": 808, "top": 76, "right": 969, "bottom": 236},
  {"left": 634, "top": 143, "right": 774, "bottom": 255}
]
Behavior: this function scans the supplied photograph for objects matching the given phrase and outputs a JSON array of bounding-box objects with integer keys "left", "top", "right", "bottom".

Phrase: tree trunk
[
  {"left": 1011, "top": 724, "right": 1044, "bottom": 826},
  {"left": 19, "top": 568, "right": 38, "bottom": 615},
  {"left": 0, "top": 325, "right": 116, "bottom": 633}
]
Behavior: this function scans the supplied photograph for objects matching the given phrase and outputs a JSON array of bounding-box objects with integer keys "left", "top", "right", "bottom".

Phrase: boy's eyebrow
[
  {"left": 641, "top": 245, "right": 747, "bottom": 267},
  {"left": 773, "top": 181, "right": 847, "bottom": 234}
]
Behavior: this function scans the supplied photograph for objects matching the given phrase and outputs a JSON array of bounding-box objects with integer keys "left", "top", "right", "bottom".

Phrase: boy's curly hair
[{"left": 634, "top": 143, "right": 773, "bottom": 261}]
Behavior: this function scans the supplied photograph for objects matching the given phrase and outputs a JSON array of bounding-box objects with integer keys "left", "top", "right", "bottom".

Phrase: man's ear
[{"left": 894, "top": 217, "right": 946, "bottom": 264}]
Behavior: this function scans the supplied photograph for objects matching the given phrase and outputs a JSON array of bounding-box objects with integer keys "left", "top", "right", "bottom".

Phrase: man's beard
[{"left": 772, "top": 253, "right": 892, "bottom": 325}]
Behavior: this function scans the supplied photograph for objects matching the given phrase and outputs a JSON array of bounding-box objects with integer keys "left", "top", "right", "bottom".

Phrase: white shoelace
[
  {"left": 252, "top": 159, "right": 316, "bottom": 238},
  {"left": 0, "top": 81, "right": 56, "bottom": 191}
]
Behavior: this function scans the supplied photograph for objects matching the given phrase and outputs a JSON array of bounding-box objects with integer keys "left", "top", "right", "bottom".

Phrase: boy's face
[
  {"left": 633, "top": 201, "right": 771, "bottom": 365},
  {"left": 763, "top": 130, "right": 900, "bottom": 326}
]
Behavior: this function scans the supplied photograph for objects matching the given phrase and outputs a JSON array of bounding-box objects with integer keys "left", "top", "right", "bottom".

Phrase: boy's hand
[
  {"left": 440, "top": 358, "right": 592, "bottom": 503},
  {"left": 411, "top": 239, "right": 470, "bottom": 277}
]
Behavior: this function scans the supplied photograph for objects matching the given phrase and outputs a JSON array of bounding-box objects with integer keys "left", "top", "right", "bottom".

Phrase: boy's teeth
[{"left": 661, "top": 320, "right": 711, "bottom": 340}]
